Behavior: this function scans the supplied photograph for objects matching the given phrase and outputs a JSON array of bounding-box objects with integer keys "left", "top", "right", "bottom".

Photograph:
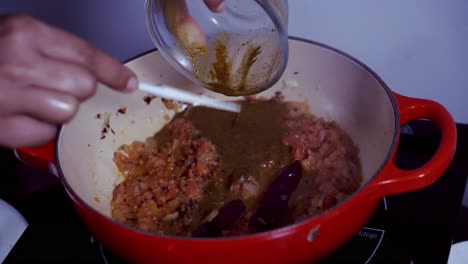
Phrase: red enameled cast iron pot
[{"left": 16, "top": 38, "right": 457, "bottom": 263}]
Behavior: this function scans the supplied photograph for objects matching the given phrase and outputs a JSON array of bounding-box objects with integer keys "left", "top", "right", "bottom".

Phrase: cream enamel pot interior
[{"left": 16, "top": 37, "right": 457, "bottom": 264}]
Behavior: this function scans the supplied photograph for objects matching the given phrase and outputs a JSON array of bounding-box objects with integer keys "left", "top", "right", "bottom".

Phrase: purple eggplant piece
[
  {"left": 193, "top": 200, "right": 246, "bottom": 237},
  {"left": 248, "top": 160, "right": 302, "bottom": 232}
]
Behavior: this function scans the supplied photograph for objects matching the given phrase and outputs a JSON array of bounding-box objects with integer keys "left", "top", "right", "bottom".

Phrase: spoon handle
[{"left": 139, "top": 83, "right": 240, "bottom": 113}]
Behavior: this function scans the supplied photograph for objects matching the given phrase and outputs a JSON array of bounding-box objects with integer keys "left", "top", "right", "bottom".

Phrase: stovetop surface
[{"left": 1, "top": 120, "right": 467, "bottom": 264}]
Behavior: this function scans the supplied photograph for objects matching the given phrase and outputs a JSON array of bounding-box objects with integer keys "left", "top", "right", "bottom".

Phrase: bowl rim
[
  {"left": 144, "top": 0, "right": 290, "bottom": 96},
  {"left": 54, "top": 36, "right": 400, "bottom": 241}
]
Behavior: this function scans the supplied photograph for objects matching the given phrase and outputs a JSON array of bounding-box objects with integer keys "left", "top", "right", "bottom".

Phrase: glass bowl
[{"left": 145, "top": 0, "right": 289, "bottom": 96}]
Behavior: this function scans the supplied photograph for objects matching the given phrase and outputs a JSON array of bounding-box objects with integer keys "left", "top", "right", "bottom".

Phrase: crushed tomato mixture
[{"left": 111, "top": 98, "right": 362, "bottom": 237}]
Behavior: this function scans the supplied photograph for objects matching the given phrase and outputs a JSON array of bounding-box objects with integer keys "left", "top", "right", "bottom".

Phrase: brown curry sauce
[
  {"left": 112, "top": 99, "right": 362, "bottom": 236},
  {"left": 154, "top": 100, "right": 292, "bottom": 212}
]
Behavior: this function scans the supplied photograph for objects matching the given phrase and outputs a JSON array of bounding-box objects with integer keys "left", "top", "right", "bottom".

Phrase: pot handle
[
  {"left": 14, "top": 140, "right": 58, "bottom": 177},
  {"left": 374, "top": 92, "right": 457, "bottom": 196}
]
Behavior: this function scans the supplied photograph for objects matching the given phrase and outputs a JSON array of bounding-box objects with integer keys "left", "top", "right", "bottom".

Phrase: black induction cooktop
[{"left": 1, "top": 120, "right": 467, "bottom": 264}]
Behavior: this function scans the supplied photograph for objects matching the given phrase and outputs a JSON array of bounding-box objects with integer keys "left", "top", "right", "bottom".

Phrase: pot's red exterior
[
  {"left": 66, "top": 180, "right": 381, "bottom": 264},
  {"left": 15, "top": 91, "right": 457, "bottom": 263}
]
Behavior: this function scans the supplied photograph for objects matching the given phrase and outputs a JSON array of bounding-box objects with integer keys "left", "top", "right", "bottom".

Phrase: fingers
[
  {"left": 0, "top": 115, "right": 57, "bottom": 148},
  {"left": 15, "top": 58, "right": 98, "bottom": 100},
  {"left": 0, "top": 84, "right": 79, "bottom": 124},
  {"left": 165, "top": 0, "right": 190, "bottom": 25},
  {"left": 203, "top": 0, "right": 225, "bottom": 12},
  {"left": 0, "top": 14, "right": 136, "bottom": 148},
  {"left": 35, "top": 20, "right": 138, "bottom": 92},
  {"left": 176, "top": 17, "right": 208, "bottom": 52},
  {"left": 165, "top": 0, "right": 207, "bottom": 52}
]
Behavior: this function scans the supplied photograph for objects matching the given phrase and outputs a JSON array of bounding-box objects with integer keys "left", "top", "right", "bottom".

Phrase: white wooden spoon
[{"left": 139, "top": 82, "right": 241, "bottom": 113}]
